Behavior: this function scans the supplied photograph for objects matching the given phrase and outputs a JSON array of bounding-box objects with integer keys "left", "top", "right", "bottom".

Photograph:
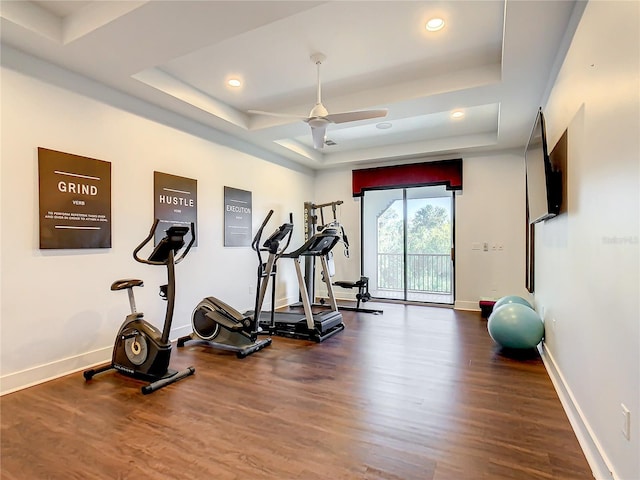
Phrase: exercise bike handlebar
[{"left": 133, "top": 219, "right": 196, "bottom": 266}]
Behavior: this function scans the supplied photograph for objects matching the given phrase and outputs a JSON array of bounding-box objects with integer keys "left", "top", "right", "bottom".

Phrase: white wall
[
  {"left": 536, "top": 2, "right": 639, "bottom": 479},
  {"left": 0, "top": 53, "right": 313, "bottom": 394},
  {"left": 314, "top": 154, "right": 528, "bottom": 308},
  {"left": 455, "top": 153, "right": 529, "bottom": 308}
]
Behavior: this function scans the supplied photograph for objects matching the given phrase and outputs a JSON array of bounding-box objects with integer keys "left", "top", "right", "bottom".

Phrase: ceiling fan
[{"left": 249, "top": 53, "right": 388, "bottom": 149}]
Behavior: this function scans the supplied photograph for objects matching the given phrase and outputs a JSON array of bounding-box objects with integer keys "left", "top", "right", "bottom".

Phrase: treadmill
[{"left": 258, "top": 227, "right": 345, "bottom": 342}]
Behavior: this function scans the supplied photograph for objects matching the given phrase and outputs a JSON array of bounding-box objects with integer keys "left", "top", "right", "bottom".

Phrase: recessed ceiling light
[
  {"left": 425, "top": 18, "right": 445, "bottom": 32},
  {"left": 376, "top": 122, "right": 393, "bottom": 130},
  {"left": 451, "top": 110, "right": 465, "bottom": 119},
  {"left": 227, "top": 78, "right": 241, "bottom": 88}
]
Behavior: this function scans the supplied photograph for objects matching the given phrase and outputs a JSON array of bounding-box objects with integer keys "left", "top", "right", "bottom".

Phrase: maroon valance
[{"left": 352, "top": 159, "right": 463, "bottom": 197}]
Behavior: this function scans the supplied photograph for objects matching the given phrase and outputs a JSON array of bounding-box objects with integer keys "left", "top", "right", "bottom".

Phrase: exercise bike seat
[{"left": 111, "top": 279, "right": 144, "bottom": 291}]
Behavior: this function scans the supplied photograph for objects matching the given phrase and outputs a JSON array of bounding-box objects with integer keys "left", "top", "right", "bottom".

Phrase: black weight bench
[{"left": 332, "top": 276, "right": 383, "bottom": 314}]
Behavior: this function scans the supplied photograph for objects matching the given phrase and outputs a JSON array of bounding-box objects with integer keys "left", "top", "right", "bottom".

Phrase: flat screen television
[{"left": 525, "top": 108, "right": 562, "bottom": 224}]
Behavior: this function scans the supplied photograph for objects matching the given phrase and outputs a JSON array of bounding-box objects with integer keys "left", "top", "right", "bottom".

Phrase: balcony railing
[{"left": 377, "top": 253, "right": 452, "bottom": 294}]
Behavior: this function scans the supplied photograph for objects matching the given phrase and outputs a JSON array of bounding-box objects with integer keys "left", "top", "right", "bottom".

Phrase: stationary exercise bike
[
  {"left": 84, "top": 220, "right": 195, "bottom": 394},
  {"left": 177, "top": 210, "right": 293, "bottom": 358}
]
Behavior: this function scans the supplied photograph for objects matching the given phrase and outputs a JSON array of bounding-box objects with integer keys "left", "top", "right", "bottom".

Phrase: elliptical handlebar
[
  {"left": 251, "top": 210, "right": 274, "bottom": 253},
  {"left": 252, "top": 211, "right": 294, "bottom": 266},
  {"left": 252, "top": 210, "right": 274, "bottom": 268},
  {"left": 133, "top": 219, "right": 196, "bottom": 266}
]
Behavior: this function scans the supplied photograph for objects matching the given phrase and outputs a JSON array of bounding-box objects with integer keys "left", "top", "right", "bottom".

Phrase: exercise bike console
[{"left": 147, "top": 226, "right": 190, "bottom": 262}]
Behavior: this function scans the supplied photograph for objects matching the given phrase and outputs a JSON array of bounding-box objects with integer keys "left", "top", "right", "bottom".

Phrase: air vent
[{"left": 324, "top": 139, "right": 337, "bottom": 146}]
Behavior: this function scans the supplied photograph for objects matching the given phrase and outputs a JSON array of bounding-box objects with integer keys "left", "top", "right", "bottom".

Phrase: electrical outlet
[
  {"left": 472, "top": 242, "right": 481, "bottom": 250},
  {"left": 622, "top": 404, "right": 631, "bottom": 440},
  {"left": 483, "top": 242, "right": 489, "bottom": 252}
]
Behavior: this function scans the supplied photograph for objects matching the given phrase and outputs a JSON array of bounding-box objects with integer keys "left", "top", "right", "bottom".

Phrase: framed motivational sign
[
  {"left": 224, "top": 186, "right": 252, "bottom": 247},
  {"left": 38, "top": 148, "right": 112, "bottom": 249},
  {"left": 154, "top": 171, "right": 198, "bottom": 245}
]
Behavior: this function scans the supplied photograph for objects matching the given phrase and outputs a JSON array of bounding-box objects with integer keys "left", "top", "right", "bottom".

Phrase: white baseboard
[
  {"left": 0, "top": 347, "right": 111, "bottom": 396},
  {"left": 0, "top": 326, "right": 195, "bottom": 396},
  {"left": 270, "top": 295, "right": 296, "bottom": 309},
  {"left": 172, "top": 323, "right": 194, "bottom": 337},
  {"left": 454, "top": 300, "right": 481, "bottom": 311},
  {"left": 539, "top": 342, "right": 617, "bottom": 480}
]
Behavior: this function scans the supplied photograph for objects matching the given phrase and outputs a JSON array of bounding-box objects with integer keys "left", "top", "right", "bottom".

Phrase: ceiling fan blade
[
  {"left": 248, "top": 110, "right": 308, "bottom": 120},
  {"left": 310, "top": 125, "right": 327, "bottom": 149},
  {"left": 325, "top": 109, "right": 388, "bottom": 124},
  {"left": 250, "top": 55, "right": 388, "bottom": 149}
]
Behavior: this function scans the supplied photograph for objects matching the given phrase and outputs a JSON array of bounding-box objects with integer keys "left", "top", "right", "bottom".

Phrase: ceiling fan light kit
[{"left": 249, "top": 53, "right": 388, "bottom": 150}]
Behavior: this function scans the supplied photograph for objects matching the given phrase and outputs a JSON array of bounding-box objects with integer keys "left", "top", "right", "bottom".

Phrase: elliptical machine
[
  {"left": 177, "top": 210, "right": 293, "bottom": 358},
  {"left": 84, "top": 220, "right": 195, "bottom": 394}
]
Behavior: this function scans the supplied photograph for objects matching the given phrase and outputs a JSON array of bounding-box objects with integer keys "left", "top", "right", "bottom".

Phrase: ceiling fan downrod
[{"left": 309, "top": 53, "right": 328, "bottom": 119}]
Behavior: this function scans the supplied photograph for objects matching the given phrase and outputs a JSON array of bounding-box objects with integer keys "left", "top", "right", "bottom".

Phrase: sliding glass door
[{"left": 362, "top": 185, "right": 454, "bottom": 304}]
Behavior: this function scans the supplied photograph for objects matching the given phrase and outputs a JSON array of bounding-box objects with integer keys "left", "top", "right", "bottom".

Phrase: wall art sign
[
  {"left": 224, "top": 186, "right": 252, "bottom": 247},
  {"left": 38, "top": 147, "right": 112, "bottom": 249},
  {"left": 153, "top": 171, "right": 198, "bottom": 245}
]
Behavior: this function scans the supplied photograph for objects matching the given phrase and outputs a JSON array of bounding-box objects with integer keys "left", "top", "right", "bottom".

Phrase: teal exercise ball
[
  {"left": 493, "top": 295, "right": 533, "bottom": 311},
  {"left": 487, "top": 303, "right": 544, "bottom": 349}
]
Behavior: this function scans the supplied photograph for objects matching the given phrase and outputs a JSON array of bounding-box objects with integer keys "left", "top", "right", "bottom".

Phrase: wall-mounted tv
[{"left": 525, "top": 108, "right": 562, "bottom": 224}]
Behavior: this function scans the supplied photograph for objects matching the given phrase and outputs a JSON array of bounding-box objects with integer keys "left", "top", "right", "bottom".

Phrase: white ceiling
[{"left": 0, "top": 0, "right": 579, "bottom": 170}]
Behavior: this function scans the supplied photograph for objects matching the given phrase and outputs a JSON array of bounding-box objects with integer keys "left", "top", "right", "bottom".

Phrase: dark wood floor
[{"left": 1, "top": 304, "right": 592, "bottom": 479}]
